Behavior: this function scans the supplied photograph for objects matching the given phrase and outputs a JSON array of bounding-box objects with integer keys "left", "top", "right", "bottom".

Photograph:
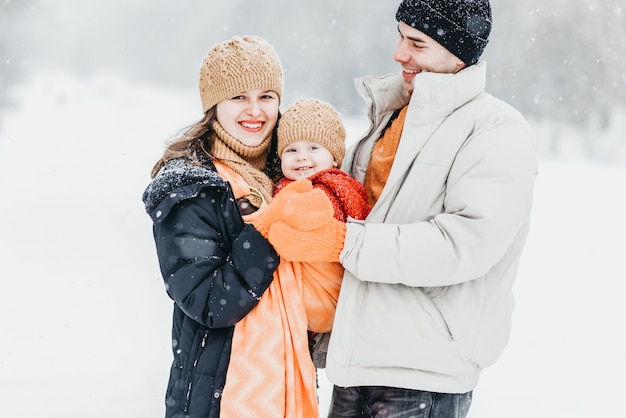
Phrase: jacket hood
[{"left": 142, "top": 158, "right": 227, "bottom": 222}]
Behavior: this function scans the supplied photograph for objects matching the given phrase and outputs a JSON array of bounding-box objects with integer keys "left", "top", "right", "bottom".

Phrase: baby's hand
[{"left": 252, "top": 179, "right": 334, "bottom": 236}]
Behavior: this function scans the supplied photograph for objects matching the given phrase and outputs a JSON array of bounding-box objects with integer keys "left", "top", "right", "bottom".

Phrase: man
[{"left": 325, "top": 0, "right": 537, "bottom": 417}]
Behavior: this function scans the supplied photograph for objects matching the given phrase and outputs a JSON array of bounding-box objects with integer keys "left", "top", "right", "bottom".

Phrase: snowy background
[
  {"left": 1, "top": 0, "right": 626, "bottom": 416},
  {"left": 1, "top": 71, "right": 625, "bottom": 418}
]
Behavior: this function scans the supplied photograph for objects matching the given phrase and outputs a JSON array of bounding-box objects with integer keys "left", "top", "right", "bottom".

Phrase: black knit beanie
[{"left": 395, "top": 0, "right": 492, "bottom": 66}]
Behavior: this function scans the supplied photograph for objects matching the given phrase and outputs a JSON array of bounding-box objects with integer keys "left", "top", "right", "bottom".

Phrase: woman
[
  {"left": 143, "top": 35, "right": 284, "bottom": 417},
  {"left": 142, "top": 36, "right": 344, "bottom": 418}
]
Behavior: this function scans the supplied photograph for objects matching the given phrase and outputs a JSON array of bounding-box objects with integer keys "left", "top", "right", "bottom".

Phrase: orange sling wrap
[{"left": 216, "top": 162, "right": 358, "bottom": 417}]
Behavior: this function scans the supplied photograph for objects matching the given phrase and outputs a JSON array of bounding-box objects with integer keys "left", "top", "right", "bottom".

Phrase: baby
[
  {"left": 276, "top": 97, "right": 371, "bottom": 368},
  {"left": 275, "top": 97, "right": 370, "bottom": 222}
]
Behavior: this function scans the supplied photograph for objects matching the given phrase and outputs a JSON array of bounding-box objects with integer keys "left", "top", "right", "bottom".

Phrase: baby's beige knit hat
[
  {"left": 199, "top": 36, "right": 283, "bottom": 113},
  {"left": 277, "top": 98, "right": 346, "bottom": 166}
]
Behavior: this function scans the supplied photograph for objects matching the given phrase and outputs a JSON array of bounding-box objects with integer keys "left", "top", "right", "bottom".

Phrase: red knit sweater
[{"left": 274, "top": 168, "right": 371, "bottom": 222}]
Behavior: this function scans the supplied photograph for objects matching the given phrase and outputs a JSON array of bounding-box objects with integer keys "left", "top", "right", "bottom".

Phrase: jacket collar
[{"left": 355, "top": 61, "right": 487, "bottom": 124}]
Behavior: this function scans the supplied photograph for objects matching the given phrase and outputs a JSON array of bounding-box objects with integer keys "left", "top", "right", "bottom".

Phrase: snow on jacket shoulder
[
  {"left": 142, "top": 157, "right": 279, "bottom": 418},
  {"left": 143, "top": 157, "right": 278, "bottom": 327},
  {"left": 327, "top": 62, "right": 538, "bottom": 394}
]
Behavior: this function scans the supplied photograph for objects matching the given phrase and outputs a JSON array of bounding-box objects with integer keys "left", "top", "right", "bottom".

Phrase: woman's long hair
[{"left": 150, "top": 108, "right": 282, "bottom": 181}]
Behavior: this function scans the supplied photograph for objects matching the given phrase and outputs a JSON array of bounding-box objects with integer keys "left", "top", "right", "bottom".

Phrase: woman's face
[{"left": 216, "top": 89, "right": 280, "bottom": 147}]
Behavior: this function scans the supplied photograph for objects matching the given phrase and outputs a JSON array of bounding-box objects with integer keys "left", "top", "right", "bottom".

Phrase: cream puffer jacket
[{"left": 326, "top": 62, "right": 538, "bottom": 393}]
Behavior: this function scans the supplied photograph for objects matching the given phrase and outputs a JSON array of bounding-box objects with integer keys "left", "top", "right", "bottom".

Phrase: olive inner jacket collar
[
  {"left": 326, "top": 62, "right": 537, "bottom": 394},
  {"left": 143, "top": 157, "right": 279, "bottom": 418}
]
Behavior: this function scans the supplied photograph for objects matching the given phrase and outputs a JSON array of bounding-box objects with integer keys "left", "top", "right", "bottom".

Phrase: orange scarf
[
  {"left": 364, "top": 105, "right": 408, "bottom": 206},
  {"left": 215, "top": 160, "right": 342, "bottom": 418}
]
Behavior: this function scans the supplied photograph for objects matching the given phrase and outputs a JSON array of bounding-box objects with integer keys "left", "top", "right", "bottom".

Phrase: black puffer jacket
[{"left": 142, "top": 157, "right": 279, "bottom": 418}]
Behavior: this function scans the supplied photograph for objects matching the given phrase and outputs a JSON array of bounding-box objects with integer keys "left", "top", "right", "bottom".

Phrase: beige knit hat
[
  {"left": 199, "top": 36, "right": 284, "bottom": 113},
  {"left": 277, "top": 98, "right": 346, "bottom": 167}
]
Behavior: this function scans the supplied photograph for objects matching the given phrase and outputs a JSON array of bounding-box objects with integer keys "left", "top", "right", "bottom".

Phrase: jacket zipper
[{"left": 183, "top": 330, "right": 209, "bottom": 413}]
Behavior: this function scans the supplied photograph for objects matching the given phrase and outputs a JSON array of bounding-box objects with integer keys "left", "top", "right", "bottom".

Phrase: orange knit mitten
[
  {"left": 266, "top": 216, "right": 346, "bottom": 263},
  {"left": 252, "top": 179, "right": 334, "bottom": 237}
]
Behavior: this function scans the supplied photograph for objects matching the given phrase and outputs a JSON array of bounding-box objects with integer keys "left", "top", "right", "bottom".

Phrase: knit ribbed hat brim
[
  {"left": 396, "top": 0, "right": 492, "bottom": 66},
  {"left": 199, "top": 36, "right": 283, "bottom": 113},
  {"left": 277, "top": 98, "right": 346, "bottom": 167}
]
